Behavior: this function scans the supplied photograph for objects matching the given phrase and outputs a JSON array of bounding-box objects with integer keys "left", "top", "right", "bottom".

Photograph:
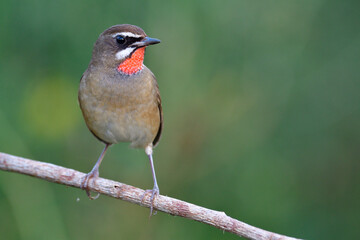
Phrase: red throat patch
[{"left": 117, "top": 47, "right": 145, "bottom": 75}]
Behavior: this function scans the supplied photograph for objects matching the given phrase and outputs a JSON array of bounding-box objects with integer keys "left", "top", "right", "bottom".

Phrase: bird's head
[{"left": 91, "top": 24, "right": 160, "bottom": 75}]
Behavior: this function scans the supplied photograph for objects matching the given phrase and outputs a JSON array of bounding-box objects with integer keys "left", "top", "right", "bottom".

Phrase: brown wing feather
[{"left": 152, "top": 81, "right": 163, "bottom": 147}]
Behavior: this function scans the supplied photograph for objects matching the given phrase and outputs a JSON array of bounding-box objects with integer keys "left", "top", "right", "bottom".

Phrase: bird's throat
[{"left": 117, "top": 47, "right": 145, "bottom": 75}]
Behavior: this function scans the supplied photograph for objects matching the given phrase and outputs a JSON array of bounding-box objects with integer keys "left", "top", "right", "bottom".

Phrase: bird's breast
[{"left": 79, "top": 67, "right": 160, "bottom": 148}]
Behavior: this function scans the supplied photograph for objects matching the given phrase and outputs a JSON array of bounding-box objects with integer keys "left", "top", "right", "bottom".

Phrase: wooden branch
[{"left": 0, "top": 152, "right": 301, "bottom": 240}]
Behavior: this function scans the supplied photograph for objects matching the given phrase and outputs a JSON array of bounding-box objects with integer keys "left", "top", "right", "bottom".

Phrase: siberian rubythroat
[{"left": 78, "top": 24, "right": 162, "bottom": 214}]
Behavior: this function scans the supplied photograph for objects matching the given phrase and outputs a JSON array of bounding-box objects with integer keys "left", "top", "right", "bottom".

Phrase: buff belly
[
  {"left": 82, "top": 99, "right": 158, "bottom": 148},
  {"left": 79, "top": 85, "right": 159, "bottom": 149}
]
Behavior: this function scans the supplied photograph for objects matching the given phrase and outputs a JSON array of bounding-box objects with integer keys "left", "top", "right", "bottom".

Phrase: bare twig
[{"left": 0, "top": 152, "right": 301, "bottom": 240}]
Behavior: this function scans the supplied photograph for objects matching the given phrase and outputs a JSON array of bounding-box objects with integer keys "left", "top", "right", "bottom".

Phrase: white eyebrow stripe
[
  {"left": 115, "top": 47, "right": 135, "bottom": 60},
  {"left": 111, "top": 32, "right": 142, "bottom": 38}
]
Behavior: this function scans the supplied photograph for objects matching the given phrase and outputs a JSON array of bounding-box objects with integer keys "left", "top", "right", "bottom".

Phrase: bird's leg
[
  {"left": 141, "top": 145, "right": 160, "bottom": 216},
  {"left": 81, "top": 143, "right": 110, "bottom": 199}
]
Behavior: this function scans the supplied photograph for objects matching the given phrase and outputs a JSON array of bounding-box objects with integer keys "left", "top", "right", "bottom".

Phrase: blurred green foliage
[{"left": 0, "top": 0, "right": 359, "bottom": 239}]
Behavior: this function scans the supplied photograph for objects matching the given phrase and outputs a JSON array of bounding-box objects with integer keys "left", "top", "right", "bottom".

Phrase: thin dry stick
[{"left": 0, "top": 152, "right": 301, "bottom": 240}]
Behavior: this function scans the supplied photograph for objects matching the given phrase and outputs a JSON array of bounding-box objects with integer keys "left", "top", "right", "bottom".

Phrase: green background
[{"left": 0, "top": 0, "right": 359, "bottom": 239}]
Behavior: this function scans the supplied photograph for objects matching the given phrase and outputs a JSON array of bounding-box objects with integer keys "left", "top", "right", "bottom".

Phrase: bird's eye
[{"left": 116, "top": 35, "right": 126, "bottom": 44}]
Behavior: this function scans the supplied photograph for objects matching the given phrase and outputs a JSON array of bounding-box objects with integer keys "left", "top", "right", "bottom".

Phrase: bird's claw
[
  {"left": 81, "top": 171, "right": 100, "bottom": 200},
  {"left": 141, "top": 187, "right": 160, "bottom": 216}
]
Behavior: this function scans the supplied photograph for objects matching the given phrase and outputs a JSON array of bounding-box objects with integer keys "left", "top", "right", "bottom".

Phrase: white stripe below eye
[
  {"left": 115, "top": 47, "right": 135, "bottom": 60},
  {"left": 111, "top": 32, "right": 142, "bottom": 38}
]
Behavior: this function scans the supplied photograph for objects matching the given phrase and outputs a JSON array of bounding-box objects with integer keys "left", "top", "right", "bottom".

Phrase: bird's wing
[{"left": 152, "top": 77, "right": 163, "bottom": 148}]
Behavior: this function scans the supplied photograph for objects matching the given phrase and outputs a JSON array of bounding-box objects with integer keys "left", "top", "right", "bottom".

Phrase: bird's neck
[{"left": 117, "top": 47, "right": 145, "bottom": 75}]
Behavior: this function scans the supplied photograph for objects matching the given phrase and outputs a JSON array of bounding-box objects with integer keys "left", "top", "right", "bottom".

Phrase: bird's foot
[
  {"left": 141, "top": 186, "right": 160, "bottom": 216},
  {"left": 81, "top": 169, "right": 100, "bottom": 200}
]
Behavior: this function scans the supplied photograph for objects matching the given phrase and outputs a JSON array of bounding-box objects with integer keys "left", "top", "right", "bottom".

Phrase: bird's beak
[{"left": 132, "top": 37, "right": 161, "bottom": 48}]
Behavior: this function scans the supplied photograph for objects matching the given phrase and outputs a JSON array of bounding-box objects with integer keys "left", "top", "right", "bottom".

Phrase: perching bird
[{"left": 78, "top": 24, "right": 162, "bottom": 214}]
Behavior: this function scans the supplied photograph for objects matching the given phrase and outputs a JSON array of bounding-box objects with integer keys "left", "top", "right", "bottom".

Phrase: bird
[{"left": 78, "top": 24, "right": 163, "bottom": 215}]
